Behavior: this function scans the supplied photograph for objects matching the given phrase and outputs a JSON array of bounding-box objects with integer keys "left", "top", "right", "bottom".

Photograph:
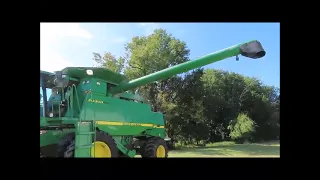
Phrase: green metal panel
[
  {"left": 77, "top": 78, "right": 107, "bottom": 95},
  {"left": 40, "top": 131, "right": 63, "bottom": 147},
  {"left": 79, "top": 95, "right": 164, "bottom": 136},
  {"left": 40, "top": 127, "right": 75, "bottom": 147}
]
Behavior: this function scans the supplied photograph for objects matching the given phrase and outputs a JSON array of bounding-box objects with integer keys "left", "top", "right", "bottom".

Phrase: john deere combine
[{"left": 40, "top": 40, "right": 266, "bottom": 158}]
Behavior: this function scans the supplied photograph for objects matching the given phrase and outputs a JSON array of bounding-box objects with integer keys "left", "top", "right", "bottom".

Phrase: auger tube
[{"left": 109, "top": 40, "right": 266, "bottom": 94}]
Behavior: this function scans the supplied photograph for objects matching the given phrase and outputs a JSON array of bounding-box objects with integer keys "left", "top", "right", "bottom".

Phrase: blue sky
[{"left": 40, "top": 23, "right": 279, "bottom": 88}]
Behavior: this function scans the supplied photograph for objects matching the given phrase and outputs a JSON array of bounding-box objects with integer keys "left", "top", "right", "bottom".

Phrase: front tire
[
  {"left": 57, "top": 131, "right": 119, "bottom": 158},
  {"left": 141, "top": 137, "right": 168, "bottom": 158},
  {"left": 91, "top": 131, "right": 118, "bottom": 158},
  {"left": 57, "top": 133, "right": 75, "bottom": 157}
]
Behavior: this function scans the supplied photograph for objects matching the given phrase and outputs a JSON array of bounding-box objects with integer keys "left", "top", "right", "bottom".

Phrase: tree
[
  {"left": 92, "top": 28, "right": 280, "bottom": 146},
  {"left": 227, "top": 113, "right": 257, "bottom": 143},
  {"left": 92, "top": 52, "right": 125, "bottom": 73},
  {"left": 122, "top": 28, "right": 190, "bottom": 112}
]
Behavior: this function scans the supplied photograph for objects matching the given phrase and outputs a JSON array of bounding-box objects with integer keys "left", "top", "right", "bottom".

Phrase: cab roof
[
  {"left": 40, "top": 70, "right": 55, "bottom": 87},
  {"left": 61, "top": 67, "right": 128, "bottom": 85}
]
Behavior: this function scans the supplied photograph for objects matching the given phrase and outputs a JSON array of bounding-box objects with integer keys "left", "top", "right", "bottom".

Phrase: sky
[{"left": 40, "top": 23, "right": 280, "bottom": 88}]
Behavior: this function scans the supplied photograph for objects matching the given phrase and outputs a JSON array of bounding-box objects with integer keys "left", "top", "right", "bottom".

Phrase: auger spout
[{"left": 110, "top": 40, "right": 266, "bottom": 94}]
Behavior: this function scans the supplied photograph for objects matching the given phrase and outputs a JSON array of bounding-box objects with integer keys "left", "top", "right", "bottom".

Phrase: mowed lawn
[
  {"left": 168, "top": 141, "right": 280, "bottom": 157},
  {"left": 135, "top": 141, "right": 280, "bottom": 157}
]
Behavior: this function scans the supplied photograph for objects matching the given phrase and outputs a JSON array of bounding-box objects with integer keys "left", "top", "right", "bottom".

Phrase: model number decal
[
  {"left": 122, "top": 123, "right": 142, "bottom": 126},
  {"left": 95, "top": 121, "right": 164, "bottom": 128},
  {"left": 88, "top": 99, "right": 104, "bottom": 104}
]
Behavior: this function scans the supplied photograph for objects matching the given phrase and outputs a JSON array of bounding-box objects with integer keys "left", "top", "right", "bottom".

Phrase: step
[
  {"left": 74, "top": 121, "right": 95, "bottom": 157},
  {"left": 77, "top": 132, "right": 96, "bottom": 135},
  {"left": 78, "top": 145, "right": 94, "bottom": 148}
]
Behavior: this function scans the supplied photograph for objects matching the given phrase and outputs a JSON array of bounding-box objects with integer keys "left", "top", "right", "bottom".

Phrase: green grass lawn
[
  {"left": 168, "top": 141, "right": 280, "bottom": 157},
  {"left": 136, "top": 141, "right": 280, "bottom": 158}
]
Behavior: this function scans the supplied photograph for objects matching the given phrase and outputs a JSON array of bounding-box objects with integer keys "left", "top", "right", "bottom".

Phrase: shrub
[{"left": 227, "top": 113, "right": 256, "bottom": 144}]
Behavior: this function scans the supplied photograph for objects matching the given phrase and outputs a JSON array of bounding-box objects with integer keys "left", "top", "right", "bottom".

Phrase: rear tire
[
  {"left": 57, "top": 131, "right": 119, "bottom": 158},
  {"left": 141, "top": 137, "right": 168, "bottom": 158}
]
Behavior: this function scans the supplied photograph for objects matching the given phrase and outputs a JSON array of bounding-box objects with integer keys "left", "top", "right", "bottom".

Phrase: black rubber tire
[
  {"left": 92, "top": 131, "right": 119, "bottom": 157},
  {"left": 57, "top": 131, "right": 119, "bottom": 157},
  {"left": 141, "top": 137, "right": 168, "bottom": 158},
  {"left": 57, "top": 133, "right": 75, "bottom": 157}
]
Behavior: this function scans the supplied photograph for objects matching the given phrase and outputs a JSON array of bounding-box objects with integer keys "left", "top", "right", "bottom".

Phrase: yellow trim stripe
[{"left": 95, "top": 121, "right": 164, "bottom": 128}]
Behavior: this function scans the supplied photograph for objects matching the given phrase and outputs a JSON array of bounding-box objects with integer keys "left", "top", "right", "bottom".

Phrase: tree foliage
[
  {"left": 92, "top": 52, "right": 125, "bottom": 73},
  {"left": 228, "top": 113, "right": 256, "bottom": 143},
  {"left": 92, "top": 28, "right": 280, "bottom": 146}
]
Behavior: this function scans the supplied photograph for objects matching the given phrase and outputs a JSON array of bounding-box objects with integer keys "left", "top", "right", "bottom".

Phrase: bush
[{"left": 227, "top": 113, "right": 256, "bottom": 144}]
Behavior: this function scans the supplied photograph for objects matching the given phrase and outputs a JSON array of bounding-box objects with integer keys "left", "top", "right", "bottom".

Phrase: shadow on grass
[{"left": 169, "top": 143, "right": 280, "bottom": 157}]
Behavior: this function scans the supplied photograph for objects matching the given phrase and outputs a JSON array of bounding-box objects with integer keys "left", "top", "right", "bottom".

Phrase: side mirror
[
  {"left": 55, "top": 71, "right": 63, "bottom": 81},
  {"left": 54, "top": 71, "right": 68, "bottom": 87}
]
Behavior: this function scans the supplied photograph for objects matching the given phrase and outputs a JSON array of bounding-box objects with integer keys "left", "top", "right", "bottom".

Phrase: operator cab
[
  {"left": 40, "top": 70, "right": 79, "bottom": 118},
  {"left": 40, "top": 71, "right": 54, "bottom": 117},
  {"left": 40, "top": 71, "right": 66, "bottom": 118}
]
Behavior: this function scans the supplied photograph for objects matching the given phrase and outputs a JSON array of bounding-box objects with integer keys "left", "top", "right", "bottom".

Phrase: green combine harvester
[{"left": 40, "top": 40, "right": 266, "bottom": 158}]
